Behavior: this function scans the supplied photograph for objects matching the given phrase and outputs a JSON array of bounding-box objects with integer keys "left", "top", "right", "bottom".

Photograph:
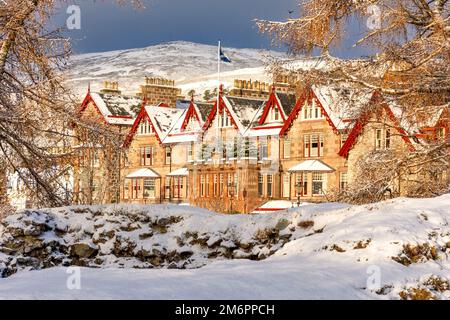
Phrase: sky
[{"left": 53, "top": 0, "right": 371, "bottom": 58}]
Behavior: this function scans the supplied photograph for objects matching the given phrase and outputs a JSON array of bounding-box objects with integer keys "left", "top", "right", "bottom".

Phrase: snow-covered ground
[{"left": 1, "top": 195, "right": 450, "bottom": 299}]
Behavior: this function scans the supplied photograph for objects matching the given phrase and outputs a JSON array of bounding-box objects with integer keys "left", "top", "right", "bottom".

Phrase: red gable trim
[
  {"left": 252, "top": 125, "right": 283, "bottom": 130},
  {"left": 202, "top": 96, "right": 239, "bottom": 132},
  {"left": 258, "top": 91, "right": 286, "bottom": 125},
  {"left": 181, "top": 101, "right": 202, "bottom": 131},
  {"left": 338, "top": 91, "right": 415, "bottom": 158},
  {"left": 78, "top": 92, "right": 108, "bottom": 126},
  {"left": 123, "top": 104, "right": 161, "bottom": 148},
  {"left": 280, "top": 87, "right": 344, "bottom": 137},
  {"left": 107, "top": 115, "right": 133, "bottom": 119}
]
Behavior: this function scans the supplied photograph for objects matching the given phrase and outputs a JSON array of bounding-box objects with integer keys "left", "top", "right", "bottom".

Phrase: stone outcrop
[{"left": 0, "top": 205, "right": 309, "bottom": 278}]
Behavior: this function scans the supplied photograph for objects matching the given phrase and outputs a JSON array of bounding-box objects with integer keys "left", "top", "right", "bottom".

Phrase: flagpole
[{"left": 216, "top": 40, "right": 220, "bottom": 149}]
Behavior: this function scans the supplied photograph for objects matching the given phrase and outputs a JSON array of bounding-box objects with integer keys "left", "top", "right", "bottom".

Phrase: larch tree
[
  {"left": 257, "top": 0, "right": 449, "bottom": 202},
  {"left": 0, "top": 0, "right": 141, "bottom": 211}
]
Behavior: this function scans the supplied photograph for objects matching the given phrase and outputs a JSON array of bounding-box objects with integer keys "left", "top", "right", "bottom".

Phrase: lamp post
[
  {"left": 295, "top": 179, "right": 303, "bottom": 208},
  {"left": 228, "top": 181, "right": 236, "bottom": 213}
]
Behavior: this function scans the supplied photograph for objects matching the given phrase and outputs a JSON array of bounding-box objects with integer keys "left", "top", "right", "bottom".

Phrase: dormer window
[
  {"left": 219, "top": 109, "right": 232, "bottom": 128},
  {"left": 268, "top": 107, "right": 281, "bottom": 122},
  {"left": 138, "top": 119, "right": 154, "bottom": 135},
  {"left": 302, "top": 100, "right": 324, "bottom": 120}
]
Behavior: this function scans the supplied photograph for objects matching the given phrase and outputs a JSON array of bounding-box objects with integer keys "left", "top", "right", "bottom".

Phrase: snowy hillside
[
  {"left": 1, "top": 195, "right": 450, "bottom": 299},
  {"left": 67, "top": 41, "right": 286, "bottom": 98}
]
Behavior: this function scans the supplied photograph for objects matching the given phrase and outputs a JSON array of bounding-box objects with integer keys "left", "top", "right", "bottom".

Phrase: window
[
  {"left": 304, "top": 134, "right": 324, "bottom": 157},
  {"left": 283, "top": 174, "right": 290, "bottom": 198},
  {"left": 165, "top": 177, "right": 170, "bottom": 199},
  {"left": 244, "top": 138, "right": 251, "bottom": 158},
  {"left": 375, "top": 129, "right": 391, "bottom": 150},
  {"left": 283, "top": 139, "right": 291, "bottom": 159},
  {"left": 258, "top": 174, "right": 264, "bottom": 197},
  {"left": 140, "top": 146, "right": 153, "bottom": 166},
  {"left": 138, "top": 119, "right": 153, "bottom": 135},
  {"left": 165, "top": 147, "right": 172, "bottom": 165},
  {"left": 124, "top": 180, "right": 130, "bottom": 199},
  {"left": 312, "top": 173, "right": 324, "bottom": 195},
  {"left": 187, "top": 143, "right": 193, "bottom": 162},
  {"left": 234, "top": 173, "right": 238, "bottom": 198},
  {"left": 303, "top": 100, "right": 324, "bottom": 120},
  {"left": 227, "top": 174, "right": 233, "bottom": 196},
  {"left": 270, "top": 107, "right": 280, "bottom": 122},
  {"left": 131, "top": 179, "right": 140, "bottom": 199},
  {"left": 259, "top": 137, "right": 269, "bottom": 160},
  {"left": 220, "top": 109, "right": 232, "bottom": 128},
  {"left": 219, "top": 174, "right": 224, "bottom": 196},
  {"left": 267, "top": 175, "right": 273, "bottom": 198},
  {"left": 213, "top": 174, "right": 218, "bottom": 196},
  {"left": 144, "top": 179, "right": 155, "bottom": 198},
  {"left": 206, "top": 175, "right": 210, "bottom": 197},
  {"left": 200, "top": 175, "right": 205, "bottom": 197},
  {"left": 340, "top": 172, "right": 348, "bottom": 191}
]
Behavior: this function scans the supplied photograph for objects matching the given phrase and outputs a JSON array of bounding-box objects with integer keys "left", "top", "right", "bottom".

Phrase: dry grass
[{"left": 297, "top": 220, "right": 314, "bottom": 229}]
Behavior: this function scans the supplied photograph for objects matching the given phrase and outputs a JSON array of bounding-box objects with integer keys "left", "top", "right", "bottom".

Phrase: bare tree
[{"left": 0, "top": 0, "right": 141, "bottom": 208}]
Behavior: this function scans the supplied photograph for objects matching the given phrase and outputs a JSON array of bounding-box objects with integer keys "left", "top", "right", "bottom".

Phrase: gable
[
  {"left": 258, "top": 91, "right": 286, "bottom": 125},
  {"left": 202, "top": 96, "right": 239, "bottom": 133},
  {"left": 124, "top": 105, "right": 161, "bottom": 148},
  {"left": 338, "top": 91, "right": 414, "bottom": 157},
  {"left": 181, "top": 102, "right": 202, "bottom": 132}
]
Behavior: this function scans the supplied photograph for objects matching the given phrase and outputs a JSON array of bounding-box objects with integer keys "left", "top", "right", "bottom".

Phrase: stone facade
[
  {"left": 72, "top": 100, "right": 127, "bottom": 205},
  {"left": 73, "top": 79, "right": 448, "bottom": 214}
]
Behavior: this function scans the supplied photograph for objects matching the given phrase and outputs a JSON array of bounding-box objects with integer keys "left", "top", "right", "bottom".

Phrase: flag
[{"left": 219, "top": 44, "right": 232, "bottom": 63}]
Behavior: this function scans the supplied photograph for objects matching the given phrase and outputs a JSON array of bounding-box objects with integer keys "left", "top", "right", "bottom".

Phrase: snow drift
[{"left": 1, "top": 194, "right": 450, "bottom": 299}]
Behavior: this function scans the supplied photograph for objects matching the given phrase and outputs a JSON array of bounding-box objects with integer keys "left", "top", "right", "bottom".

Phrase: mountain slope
[{"left": 67, "top": 41, "right": 286, "bottom": 98}]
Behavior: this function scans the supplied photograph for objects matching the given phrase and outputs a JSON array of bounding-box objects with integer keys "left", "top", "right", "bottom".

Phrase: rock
[
  {"left": 139, "top": 232, "right": 153, "bottom": 240},
  {"left": 233, "top": 249, "right": 251, "bottom": 259},
  {"left": 70, "top": 243, "right": 98, "bottom": 258},
  {"left": 275, "top": 219, "right": 291, "bottom": 231}
]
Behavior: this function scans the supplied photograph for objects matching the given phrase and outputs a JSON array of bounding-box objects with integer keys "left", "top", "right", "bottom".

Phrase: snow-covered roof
[
  {"left": 313, "top": 85, "right": 373, "bottom": 130},
  {"left": 126, "top": 168, "right": 160, "bottom": 178},
  {"left": 288, "top": 160, "right": 335, "bottom": 172},
  {"left": 89, "top": 92, "right": 142, "bottom": 125},
  {"left": 167, "top": 167, "right": 189, "bottom": 176},
  {"left": 275, "top": 92, "right": 297, "bottom": 117},
  {"left": 145, "top": 105, "right": 185, "bottom": 141},
  {"left": 223, "top": 96, "right": 266, "bottom": 132}
]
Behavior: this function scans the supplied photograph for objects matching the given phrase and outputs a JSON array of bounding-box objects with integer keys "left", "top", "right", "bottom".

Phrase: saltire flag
[{"left": 219, "top": 43, "right": 232, "bottom": 63}]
